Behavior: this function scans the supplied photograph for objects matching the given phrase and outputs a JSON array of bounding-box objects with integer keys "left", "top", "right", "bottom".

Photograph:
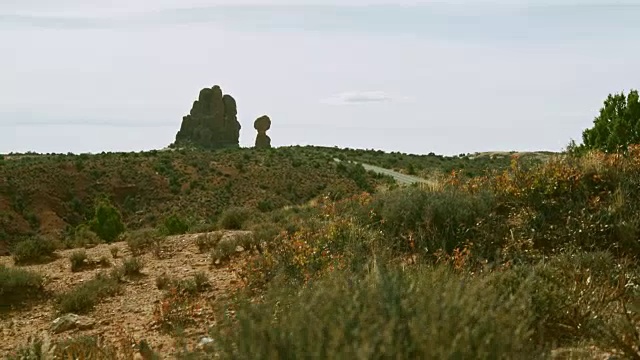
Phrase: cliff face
[{"left": 173, "top": 85, "right": 241, "bottom": 149}]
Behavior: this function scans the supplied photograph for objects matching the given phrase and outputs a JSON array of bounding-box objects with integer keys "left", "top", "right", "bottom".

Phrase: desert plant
[
  {"left": 11, "top": 236, "right": 57, "bottom": 265},
  {"left": 110, "top": 246, "right": 119, "bottom": 259},
  {"left": 156, "top": 273, "right": 171, "bottom": 290},
  {"left": 218, "top": 207, "right": 253, "bottom": 230},
  {"left": 0, "top": 265, "right": 46, "bottom": 310},
  {"left": 369, "top": 186, "right": 499, "bottom": 255},
  {"left": 69, "top": 250, "right": 88, "bottom": 272},
  {"left": 124, "top": 228, "right": 162, "bottom": 256},
  {"left": 193, "top": 271, "right": 210, "bottom": 292},
  {"left": 66, "top": 224, "right": 102, "bottom": 249},
  {"left": 122, "top": 257, "right": 144, "bottom": 276},
  {"left": 98, "top": 256, "right": 111, "bottom": 267},
  {"left": 162, "top": 214, "right": 189, "bottom": 236},
  {"left": 213, "top": 265, "right": 541, "bottom": 359},
  {"left": 56, "top": 272, "right": 121, "bottom": 314},
  {"left": 211, "top": 240, "right": 237, "bottom": 265},
  {"left": 89, "top": 201, "right": 125, "bottom": 243},
  {"left": 195, "top": 232, "right": 223, "bottom": 253}
]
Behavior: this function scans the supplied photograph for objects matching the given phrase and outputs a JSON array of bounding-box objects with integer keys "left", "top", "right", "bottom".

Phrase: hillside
[
  {"left": 0, "top": 231, "right": 250, "bottom": 357},
  {"left": 2, "top": 148, "right": 640, "bottom": 358},
  {"left": 0, "top": 145, "right": 558, "bottom": 254},
  {"left": 0, "top": 147, "right": 385, "bottom": 253},
  {"left": 309, "top": 146, "right": 556, "bottom": 179}
]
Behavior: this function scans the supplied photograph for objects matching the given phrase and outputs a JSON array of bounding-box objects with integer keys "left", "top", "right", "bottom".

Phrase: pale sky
[{"left": 1, "top": 1, "right": 639, "bottom": 155}]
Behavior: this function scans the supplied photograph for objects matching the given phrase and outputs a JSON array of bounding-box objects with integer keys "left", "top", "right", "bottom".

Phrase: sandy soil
[{"left": 0, "top": 231, "right": 252, "bottom": 357}]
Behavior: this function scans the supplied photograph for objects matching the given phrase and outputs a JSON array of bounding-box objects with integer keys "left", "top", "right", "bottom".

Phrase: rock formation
[
  {"left": 254, "top": 115, "right": 272, "bottom": 149},
  {"left": 173, "top": 85, "right": 241, "bottom": 149}
]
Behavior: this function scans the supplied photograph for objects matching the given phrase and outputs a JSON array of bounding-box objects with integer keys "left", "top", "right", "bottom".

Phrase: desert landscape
[
  {"left": 2, "top": 87, "right": 640, "bottom": 358},
  {"left": 2, "top": 1, "right": 640, "bottom": 356}
]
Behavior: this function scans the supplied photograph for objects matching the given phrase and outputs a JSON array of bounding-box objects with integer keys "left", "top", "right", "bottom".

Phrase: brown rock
[
  {"left": 173, "top": 85, "right": 242, "bottom": 149},
  {"left": 254, "top": 115, "right": 272, "bottom": 149},
  {"left": 50, "top": 314, "right": 95, "bottom": 334}
]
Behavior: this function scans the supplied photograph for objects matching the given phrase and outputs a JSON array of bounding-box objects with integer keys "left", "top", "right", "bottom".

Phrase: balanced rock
[
  {"left": 173, "top": 85, "right": 241, "bottom": 149},
  {"left": 254, "top": 115, "right": 272, "bottom": 149}
]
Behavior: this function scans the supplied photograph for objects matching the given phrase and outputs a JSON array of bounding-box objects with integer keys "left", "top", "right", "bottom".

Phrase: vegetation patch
[
  {"left": 0, "top": 265, "right": 46, "bottom": 311},
  {"left": 123, "top": 228, "right": 163, "bottom": 256},
  {"left": 56, "top": 272, "right": 121, "bottom": 314},
  {"left": 11, "top": 236, "right": 57, "bottom": 265}
]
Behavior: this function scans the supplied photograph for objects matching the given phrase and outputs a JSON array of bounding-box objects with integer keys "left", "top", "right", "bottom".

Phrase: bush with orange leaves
[
  {"left": 453, "top": 147, "right": 640, "bottom": 256},
  {"left": 244, "top": 193, "right": 381, "bottom": 288}
]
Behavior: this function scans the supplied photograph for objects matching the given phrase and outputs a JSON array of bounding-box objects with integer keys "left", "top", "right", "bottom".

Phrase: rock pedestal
[{"left": 254, "top": 115, "right": 272, "bottom": 149}]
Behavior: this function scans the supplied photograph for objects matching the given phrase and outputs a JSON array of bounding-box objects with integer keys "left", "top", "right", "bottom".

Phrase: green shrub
[
  {"left": 11, "top": 236, "right": 57, "bottom": 265},
  {"left": 195, "top": 232, "right": 223, "bottom": 253},
  {"left": 156, "top": 273, "right": 171, "bottom": 290},
  {"left": 98, "top": 255, "right": 111, "bottom": 267},
  {"left": 250, "top": 222, "right": 281, "bottom": 248},
  {"left": 89, "top": 201, "right": 125, "bottom": 243},
  {"left": 110, "top": 246, "right": 119, "bottom": 259},
  {"left": 162, "top": 214, "right": 189, "bottom": 235},
  {"left": 193, "top": 271, "right": 210, "bottom": 291},
  {"left": 57, "top": 273, "right": 121, "bottom": 314},
  {"left": 369, "top": 187, "right": 499, "bottom": 255},
  {"left": 213, "top": 266, "right": 540, "bottom": 359},
  {"left": 219, "top": 207, "right": 253, "bottom": 230},
  {"left": 580, "top": 89, "right": 640, "bottom": 153},
  {"left": 69, "top": 249, "right": 88, "bottom": 272},
  {"left": 123, "top": 228, "right": 162, "bottom": 256},
  {"left": 190, "top": 222, "right": 219, "bottom": 234},
  {"left": 65, "top": 224, "right": 102, "bottom": 249},
  {"left": 0, "top": 265, "right": 45, "bottom": 310},
  {"left": 211, "top": 234, "right": 254, "bottom": 264},
  {"left": 122, "top": 257, "right": 144, "bottom": 276},
  {"left": 491, "top": 251, "right": 638, "bottom": 350}
]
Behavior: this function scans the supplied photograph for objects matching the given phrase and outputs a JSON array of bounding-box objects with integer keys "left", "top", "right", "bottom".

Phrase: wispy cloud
[
  {"left": 2, "top": 3, "right": 638, "bottom": 45},
  {"left": 322, "top": 91, "right": 410, "bottom": 105}
]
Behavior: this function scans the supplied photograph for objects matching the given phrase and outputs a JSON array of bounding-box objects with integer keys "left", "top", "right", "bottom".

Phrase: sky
[{"left": 1, "top": 1, "right": 639, "bottom": 155}]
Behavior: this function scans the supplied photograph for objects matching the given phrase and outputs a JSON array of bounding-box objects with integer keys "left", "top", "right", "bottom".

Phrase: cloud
[{"left": 322, "top": 91, "right": 409, "bottom": 105}]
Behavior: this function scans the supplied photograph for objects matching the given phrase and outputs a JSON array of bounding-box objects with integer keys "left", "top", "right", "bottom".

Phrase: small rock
[
  {"left": 198, "top": 337, "right": 215, "bottom": 352},
  {"left": 235, "top": 246, "right": 245, "bottom": 253},
  {"left": 51, "top": 314, "right": 79, "bottom": 333},
  {"left": 77, "top": 318, "right": 95, "bottom": 330},
  {"left": 50, "top": 313, "right": 95, "bottom": 334}
]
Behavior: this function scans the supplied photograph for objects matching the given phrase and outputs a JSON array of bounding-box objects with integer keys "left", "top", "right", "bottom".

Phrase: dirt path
[
  {"left": 0, "top": 231, "right": 251, "bottom": 357},
  {"left": 334, "top": 158, "right": 437, "bottom": 186}
]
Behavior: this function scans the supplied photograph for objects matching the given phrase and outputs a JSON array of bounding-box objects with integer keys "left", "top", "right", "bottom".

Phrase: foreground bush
[
  {"left": 213, "top": 265, "right": 541, "bottom": 359},
  {"left": 0, "top": 265, "right": 45, "bottom": 310},
  {"left": 491, "top": 251, "right": 640, "bottom": 355}
]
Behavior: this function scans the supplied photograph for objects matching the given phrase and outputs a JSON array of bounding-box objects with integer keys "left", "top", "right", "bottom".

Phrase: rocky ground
[{"left": 0, "top": 231, "right": 253, "bottom": 358}]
